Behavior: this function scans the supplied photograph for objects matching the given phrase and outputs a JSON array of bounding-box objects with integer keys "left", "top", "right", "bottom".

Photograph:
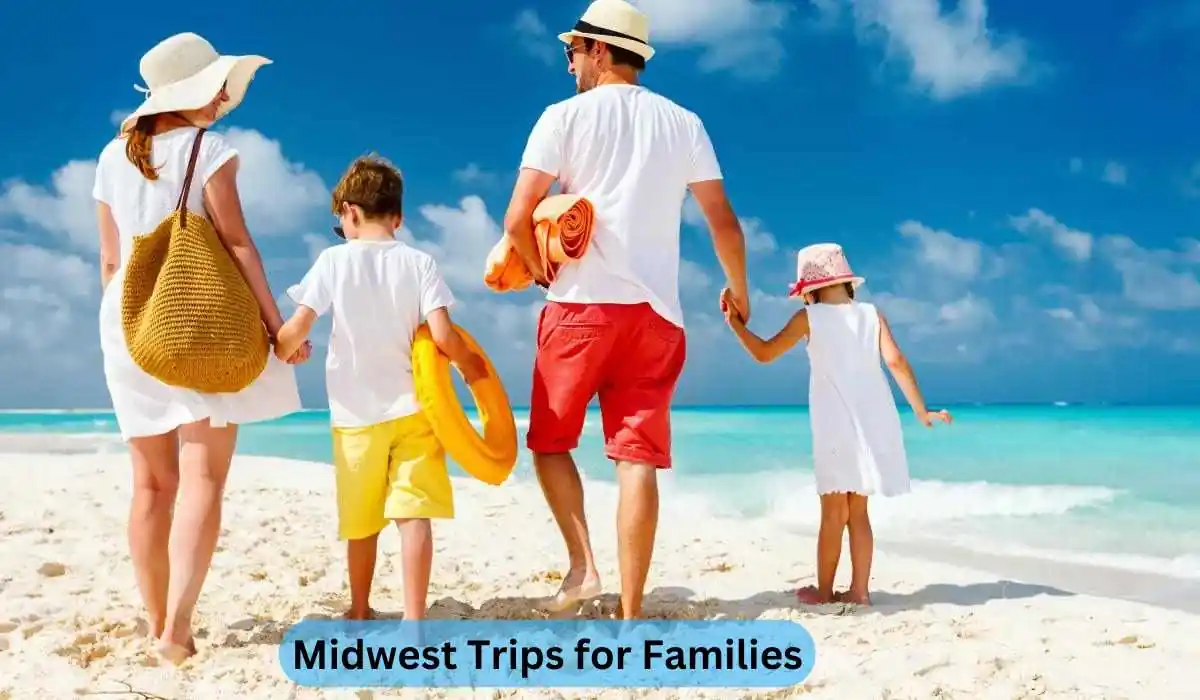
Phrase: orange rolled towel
[{"left": 483, "top": 194, "right": 595, "bottom": 292}]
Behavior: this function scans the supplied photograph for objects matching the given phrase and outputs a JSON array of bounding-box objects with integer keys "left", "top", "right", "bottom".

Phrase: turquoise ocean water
[{"left": 3, "top": 405, "right": 1198, "bottom": 581}]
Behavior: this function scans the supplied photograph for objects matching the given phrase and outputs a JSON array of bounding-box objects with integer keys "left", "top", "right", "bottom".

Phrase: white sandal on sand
[{"left": 542, "top": 580, "right": 602, "bottom": 612}]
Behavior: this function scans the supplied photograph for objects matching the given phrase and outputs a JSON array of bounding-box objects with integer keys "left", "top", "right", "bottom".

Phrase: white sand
[{"left": 1, "top": 452, "right": 1197, "bottom": 699}]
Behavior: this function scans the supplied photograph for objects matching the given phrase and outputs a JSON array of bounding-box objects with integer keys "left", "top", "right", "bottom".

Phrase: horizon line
[{"left": 3, "top": 401, "right": 1200, "bottom": 414}]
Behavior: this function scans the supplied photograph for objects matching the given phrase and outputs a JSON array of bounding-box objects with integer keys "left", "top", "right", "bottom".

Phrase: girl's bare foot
[
  {"left": 795, "top": 585, "right": 834, "bottom": 604},
  {"left": 834, "top": 590, "right": 871, "bottom": 605}
]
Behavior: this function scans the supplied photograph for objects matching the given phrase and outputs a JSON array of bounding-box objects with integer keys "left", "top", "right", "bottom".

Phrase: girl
[{"left": 721, "top": 243, "right": 951, "bottom": 606}]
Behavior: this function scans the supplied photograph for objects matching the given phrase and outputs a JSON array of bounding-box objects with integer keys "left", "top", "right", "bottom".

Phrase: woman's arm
[
  {"left": 96, "top": 202, "right": 120, "bottom": 291},
  {"left": 202, "top": 156, "right": 286, "bottom": 337}
]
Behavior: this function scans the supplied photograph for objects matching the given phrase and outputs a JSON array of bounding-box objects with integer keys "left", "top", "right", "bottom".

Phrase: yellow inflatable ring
[{"left": 412, "top": 322, "right": 517, "bottom": 486}]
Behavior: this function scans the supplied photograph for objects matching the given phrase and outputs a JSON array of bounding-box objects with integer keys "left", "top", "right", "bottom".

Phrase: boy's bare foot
[
  {"left": 794, "top": 585, "right": 834, "bottom": 605},
  {"left": 343, "top": 608, "right": 376, "bottom": 621}
]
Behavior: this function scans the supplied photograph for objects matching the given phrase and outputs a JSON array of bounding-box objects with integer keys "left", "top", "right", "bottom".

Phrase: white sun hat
[
  {"left": 557, "top": 0, "right": 655, "bottom": 61},
  {"left": 788, "top": 243, "right": 866, "bottom": 298},
  {"left": 119, "top": 32, "right": 271, "bottom": 133}
]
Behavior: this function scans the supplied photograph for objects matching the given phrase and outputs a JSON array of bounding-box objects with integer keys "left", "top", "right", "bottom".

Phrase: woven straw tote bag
[{"left": 120, "top": 128, "right": 270, "bottom": 393}]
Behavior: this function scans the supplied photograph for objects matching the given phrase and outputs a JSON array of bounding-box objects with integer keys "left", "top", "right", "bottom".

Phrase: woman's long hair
[{"left": 124, "top": 115, "right": 160, "bottom": 181}]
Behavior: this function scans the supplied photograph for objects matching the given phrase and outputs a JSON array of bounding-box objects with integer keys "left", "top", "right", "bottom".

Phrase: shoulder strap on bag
[{"left": 176, "top": 128, "right": 207, "bottom": 220}]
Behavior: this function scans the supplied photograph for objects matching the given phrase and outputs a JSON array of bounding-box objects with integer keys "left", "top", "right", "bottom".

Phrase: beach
[{"left": 1, "top": 450, "right": 1197, "bottom": 699}]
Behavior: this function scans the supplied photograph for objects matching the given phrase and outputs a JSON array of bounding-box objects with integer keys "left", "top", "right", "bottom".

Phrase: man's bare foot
[
  {"left": 834, "top": 590, "right": 871, "bottom": 605},
  {"left": 795, "top": 585, "right": 834, "bottom": 605},
  {"left": 343, "top": 608, "right": 376, "bottom": 621},
  {"left": 542, "top": 567, "right": 601, "bottom": 612}
]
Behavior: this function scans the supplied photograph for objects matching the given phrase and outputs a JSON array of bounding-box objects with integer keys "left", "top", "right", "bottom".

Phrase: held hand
[
  {"left": 719, "top": 288, "right": 745, "bottom": 327},
  {"left": 918, "top": 408, "right": 953, "bottom": 427},
  {"left": 287, "top": 340, "right": 313, "bottom": 365},
  {"left": 456, "top": 352, "right": 489, "bottom": 385},
  {"left": 722, "top": 285, "right": 750, "bottom": 325}
]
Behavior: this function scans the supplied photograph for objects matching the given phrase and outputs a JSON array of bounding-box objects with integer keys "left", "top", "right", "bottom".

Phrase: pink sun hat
[{"left": 787, "top": 243, "right": 866, "bottom": 298}]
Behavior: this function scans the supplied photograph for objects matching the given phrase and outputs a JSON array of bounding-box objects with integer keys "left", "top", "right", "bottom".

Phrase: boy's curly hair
[{"left": 331, "top": 154, "right": 403, "bottom": 219}]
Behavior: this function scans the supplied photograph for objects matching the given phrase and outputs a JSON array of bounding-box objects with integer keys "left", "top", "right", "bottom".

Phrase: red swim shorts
[{"left": 526, "top": 302, "right": 686, "bottom": 468}]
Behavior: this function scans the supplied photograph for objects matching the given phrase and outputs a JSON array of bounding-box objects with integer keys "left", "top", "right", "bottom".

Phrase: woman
[{"left": 91, "top": 32, "right": 308, "bottom": 664}]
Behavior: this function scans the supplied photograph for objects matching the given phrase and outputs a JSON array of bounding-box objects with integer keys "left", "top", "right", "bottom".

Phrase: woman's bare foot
[
  {"left": 155, "top": 637, "right": 197, "bottom": 666},
  {"left": 795, "top": 585, "right": 834, "bottom": 605}
]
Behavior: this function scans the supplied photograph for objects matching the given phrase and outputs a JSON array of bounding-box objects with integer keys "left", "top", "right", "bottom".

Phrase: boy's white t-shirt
[
  {"left": 519, "top": 84, "right": 723, "bottom": 329},
  {"left": 287, "top": 240, "right": 455, "bottom": 428}
]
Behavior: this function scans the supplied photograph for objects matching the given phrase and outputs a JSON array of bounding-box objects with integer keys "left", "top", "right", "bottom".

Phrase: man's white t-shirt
[
  {"left": 519, "top": 84, "right": 723, "bottom": 329},
  {"left": 287, "top": 240, "right": 455, "bottom": 428}
]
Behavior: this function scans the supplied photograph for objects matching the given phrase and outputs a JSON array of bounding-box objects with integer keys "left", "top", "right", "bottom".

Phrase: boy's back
[{"left": 287, "top": 239, "right": 454, "bottom": 428}]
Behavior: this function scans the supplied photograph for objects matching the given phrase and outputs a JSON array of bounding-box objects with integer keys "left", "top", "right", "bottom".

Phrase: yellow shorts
[{"left": 331, "top": 412, "right": 453, "bottom": 541}]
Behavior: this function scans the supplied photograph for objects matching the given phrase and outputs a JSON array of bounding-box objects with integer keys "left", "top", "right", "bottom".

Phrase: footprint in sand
[
  {"left": 37, "top": 562, "right": 66, "bottom": 577},
  {"left": 54, "top": 632, "right": 112, "bottom": 668}
]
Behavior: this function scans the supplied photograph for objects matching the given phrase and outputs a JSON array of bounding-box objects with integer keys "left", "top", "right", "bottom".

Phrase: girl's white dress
[
  {"left": 92, "top": 127, "right": 302, "bottom": 441},
  {"left": 804, "top": 301, "right": 910, "bottom": 497}
]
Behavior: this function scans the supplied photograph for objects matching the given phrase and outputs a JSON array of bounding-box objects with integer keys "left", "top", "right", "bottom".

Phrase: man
[{"left": 501, "top": 0, "right": 750, "bottom": 619}]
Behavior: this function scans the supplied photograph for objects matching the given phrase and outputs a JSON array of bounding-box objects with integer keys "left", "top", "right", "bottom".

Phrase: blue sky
[{"left": 1, "top": 0, "right": 1199, "bottom": 409}]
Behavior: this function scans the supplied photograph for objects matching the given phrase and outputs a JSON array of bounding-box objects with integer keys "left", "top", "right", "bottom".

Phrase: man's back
[{"left": 520, "top": 84, "right": 722, "bottom": 328}]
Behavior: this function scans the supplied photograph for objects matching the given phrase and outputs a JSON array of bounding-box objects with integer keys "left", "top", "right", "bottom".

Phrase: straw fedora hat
[
  {"left": 119, "top": 32, "right": 271, "bottom": 133},
  {"left": 788, "top": 243, "right": 866, "bottom": 298},
  {"left": 558, "top": 0, "right": 655, "bottom": 61}
]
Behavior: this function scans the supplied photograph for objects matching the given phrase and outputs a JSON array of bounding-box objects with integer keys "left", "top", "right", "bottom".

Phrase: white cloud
[
  {"left": 1098, "top": 235, "right": 1200, "bottom": 310},
  {"left": 0, "top": 128, "right": 327, "bottom": 254},
  {"left": 896, "top": 219, "right": 984, "bottom": 277},
  {"left": 410, "top": 195, "right": 504, "bottom": 293},
  {"left": 453, "top": 163, "right": 498, "bottom": 186},
  {"left": 109, "top": 109, "right": 132, "bottom": 127},
  {"left": 0, "top": 159, "right": 98, "bottom": 251},
  {"left": 1010, "top": 208, "right": 1094, "bottom": 261},
  {"left": 844, "top": 0, "right": 1032, "bottom": 100},
  {"left": 1070, "top": 158, "right": 1129, "bottom": 187},
  {"left": 512, "top": 10, "right": 558, "bottom": 66},
  {"left": 516, "top": 3, "right": 792, "bottom": 78},
  {"left": 630, "top": 0, "right": 792, "bottom": 77},
  {"left": 1102, "top": 161, "right": 1128, "bottom": 186},
  {"left": 221, "top": 128, "right": 328, "bottom": 236},
  {"left": 682, "top": 195, "right": 777, "bottom": 253}
]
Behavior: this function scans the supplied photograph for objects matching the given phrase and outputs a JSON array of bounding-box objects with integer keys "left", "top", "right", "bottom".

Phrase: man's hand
[{"left": 456, "top": 352, "right": 489, "bottom": 385}]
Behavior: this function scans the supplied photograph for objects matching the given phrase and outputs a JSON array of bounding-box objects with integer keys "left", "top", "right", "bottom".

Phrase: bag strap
[{"left": 176, "top": 128, "right": 207, "bottom": 219}]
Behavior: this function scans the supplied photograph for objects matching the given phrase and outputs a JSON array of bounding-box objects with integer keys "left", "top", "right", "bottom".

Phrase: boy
[{"left": 274, "top": 155, "right": 487, "bottom": 620}]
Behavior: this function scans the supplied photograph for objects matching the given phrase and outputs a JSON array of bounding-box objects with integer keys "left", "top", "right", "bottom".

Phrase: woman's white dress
[
  {"left": 92, "top": 127, "right": 301, "bottom": 440},
  {"left": 804, "top": 302, "right": 910, "bottom": 497}
]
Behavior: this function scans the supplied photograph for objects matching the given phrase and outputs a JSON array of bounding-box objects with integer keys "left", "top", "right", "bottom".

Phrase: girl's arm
[
  {"left": 879, "top": 311, "right": 951, "bottom": 426},
  {"left": 722, "top": 291, "right": 810, "bottom": 363},
  {"left": 96, "top": 202, "right": 120, "bottom": 291},
  {"left": 203, "top": 157, "right": 287, "bottom": 338}
]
